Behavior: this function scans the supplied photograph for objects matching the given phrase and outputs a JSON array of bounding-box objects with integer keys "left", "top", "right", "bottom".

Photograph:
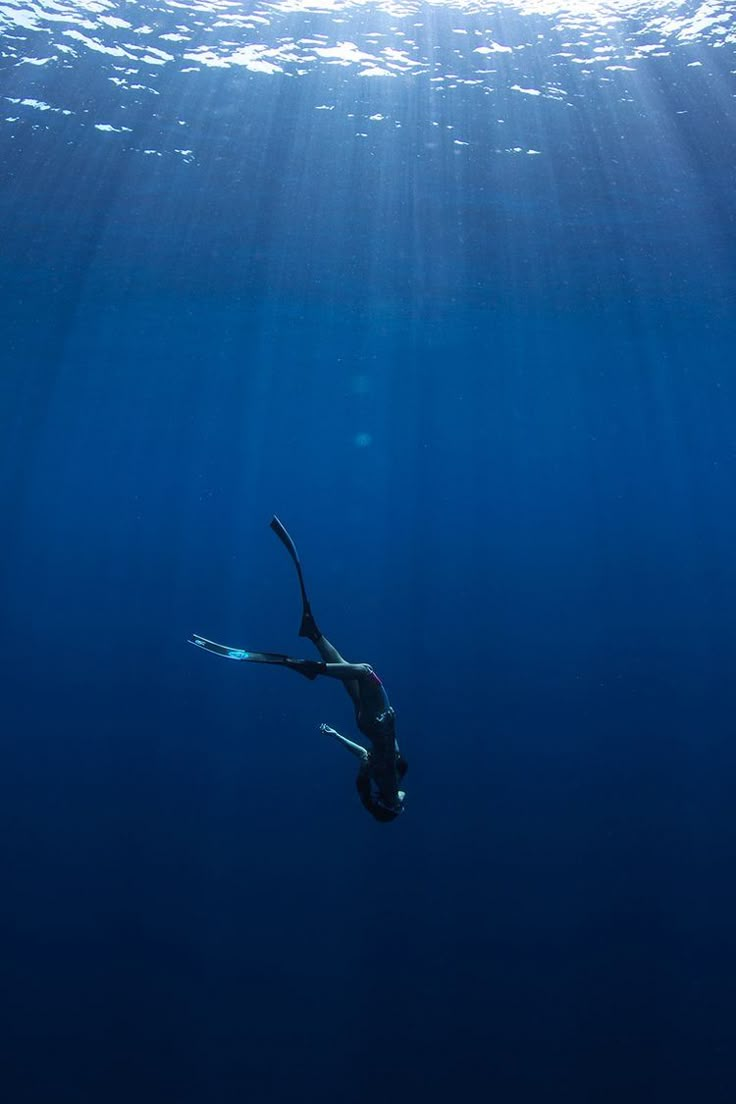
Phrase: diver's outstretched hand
[{"left": 320, "top": 723, "right": 369, "bottom": 762}]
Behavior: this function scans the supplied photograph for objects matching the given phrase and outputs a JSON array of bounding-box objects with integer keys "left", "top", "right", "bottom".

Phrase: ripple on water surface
[{"left": 1, "top": 0, "right": 734, "bottom": 159}]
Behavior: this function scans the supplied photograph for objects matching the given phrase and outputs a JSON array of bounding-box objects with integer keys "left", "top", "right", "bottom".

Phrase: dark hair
[{"left": 371, "top": 803, "right": 399, "bottom": 823}]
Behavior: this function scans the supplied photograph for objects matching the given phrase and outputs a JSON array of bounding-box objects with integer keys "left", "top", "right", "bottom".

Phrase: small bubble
[{"left": 354, "top": 433, "right": 372, "bottom": 448}]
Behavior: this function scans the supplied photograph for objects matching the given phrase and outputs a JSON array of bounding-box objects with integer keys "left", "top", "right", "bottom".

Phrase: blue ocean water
[{"left": 1, "top": 1, "right": 735, "bottom": 1100}]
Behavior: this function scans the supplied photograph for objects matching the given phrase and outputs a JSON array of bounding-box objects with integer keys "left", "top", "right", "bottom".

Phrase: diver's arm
[{"left": 320, "top": 723, "right": 369, "bottom": 762}]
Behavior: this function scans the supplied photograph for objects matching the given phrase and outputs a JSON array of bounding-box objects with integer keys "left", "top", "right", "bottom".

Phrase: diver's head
[{"left": 374, "top": 791, "right": 405, "bottom": 819}]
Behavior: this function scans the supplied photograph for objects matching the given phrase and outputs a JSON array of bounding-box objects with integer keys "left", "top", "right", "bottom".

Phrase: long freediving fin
[
  {"left": 189, "top": 634, "right": 324, "bottom": 679},
  {"left": 269, "top": 515, "right": 321, "bottom": 641}
]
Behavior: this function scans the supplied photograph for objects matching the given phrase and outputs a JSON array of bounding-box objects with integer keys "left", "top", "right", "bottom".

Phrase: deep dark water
[{"left": 2, "top": 3, "right": 736, "bottom": 1102}]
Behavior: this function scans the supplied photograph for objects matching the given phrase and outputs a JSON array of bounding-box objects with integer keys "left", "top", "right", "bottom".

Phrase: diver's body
[
  {"left": 305, "top": 625, "right": 407, "bottom": 822},
  {"left": 190, "top": 517, "right": 407, "bottom": 822}
]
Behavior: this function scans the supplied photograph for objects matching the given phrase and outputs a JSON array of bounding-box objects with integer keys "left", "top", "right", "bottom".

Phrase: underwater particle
[
  {"left": 352, "top": 374, "right": 371, "bottom": 394},
  {"left": 354, "top": 432, "right": 372, "bottom": 448}
]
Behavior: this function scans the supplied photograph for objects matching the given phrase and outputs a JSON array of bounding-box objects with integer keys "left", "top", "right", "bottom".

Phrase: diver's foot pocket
[
  {"left": 299, "top": 607, "right": 322, "bottom": 643},
  {"left": 286, "top": 657, "right": 326, "bottom": 680}
]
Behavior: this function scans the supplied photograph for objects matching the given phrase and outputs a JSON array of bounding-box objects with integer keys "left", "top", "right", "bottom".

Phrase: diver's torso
[
  {"left": 356, "top": 670, "right": 403, "bottom": 810},
  {"left": 363, "top": 714, "right": 403, "bottom": 807}
]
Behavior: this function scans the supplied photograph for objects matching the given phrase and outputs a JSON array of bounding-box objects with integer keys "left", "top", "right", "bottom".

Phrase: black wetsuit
[{"left": 354, "top": 681, "right": 407, "bottom": 822}]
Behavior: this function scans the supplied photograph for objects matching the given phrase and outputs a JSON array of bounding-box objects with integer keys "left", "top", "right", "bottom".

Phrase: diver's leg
[
  {"left": 320, "top": 662, "right": 375, "bottom": 682},
  {"left": 270, "top": 517, "right": 360, "bottom": 703},
  {"left": 322, "top": 662, "right": 391, "bottom": 720},
  {"left": 311, "top": 634, "right": 343, "bottom": 663},
  {"left": 314, "top": 637, "right": 360, "bottom": 707},
  {"left": 320, "top": 662, "right": 384, "bottom": 702}
]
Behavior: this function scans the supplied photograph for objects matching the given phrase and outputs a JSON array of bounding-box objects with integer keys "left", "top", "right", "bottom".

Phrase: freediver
[{"left": 190, "top": 516, "right": 407, "bottom": 823}]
